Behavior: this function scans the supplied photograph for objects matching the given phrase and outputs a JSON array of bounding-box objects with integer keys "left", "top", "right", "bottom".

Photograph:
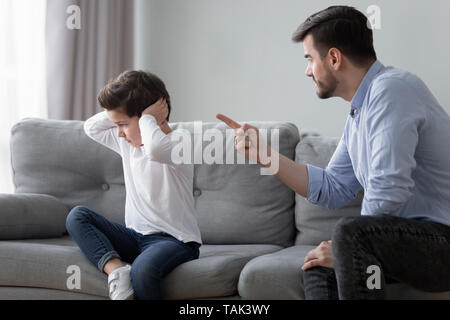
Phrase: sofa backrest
[
  {"left": 10, "top": 118, "right": 299, "bottom": 247},
  {"left": 294, "top": 133, "right": 363, "bottom": 246}
]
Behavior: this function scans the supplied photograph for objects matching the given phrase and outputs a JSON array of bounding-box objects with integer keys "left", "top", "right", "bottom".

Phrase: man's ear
[{"left": 327, "top": 48, "right": 342, "bottom": 71}]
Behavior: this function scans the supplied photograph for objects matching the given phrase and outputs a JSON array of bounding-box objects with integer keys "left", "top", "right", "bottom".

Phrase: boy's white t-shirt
[{"left": 84, "top": 111, "right": 202, "bottom": 244}]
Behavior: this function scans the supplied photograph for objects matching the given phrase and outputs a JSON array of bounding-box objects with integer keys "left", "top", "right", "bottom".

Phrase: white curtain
[{"left": 0, "top": 0, "right": 48, "bottom": 194}]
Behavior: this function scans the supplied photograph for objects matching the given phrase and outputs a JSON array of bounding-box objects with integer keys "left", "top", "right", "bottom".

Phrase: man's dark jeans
[
  {"left": 65, "top": 205, "right": 200, "bottom": 300},
  {"left": 303, "top": 214, "right": 450, "bottom": 299}
]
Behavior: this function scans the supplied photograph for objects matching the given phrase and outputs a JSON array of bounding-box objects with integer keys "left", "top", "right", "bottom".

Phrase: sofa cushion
[
  {"left": 294, "top": 134, "right": 363, "bottom": 246},
  {"left": 0, "top": 236, "right": 282, "bottom": 299},
  {"left": 0, "top": 193, "right": 69, "bottom": 240},
  {"left": 11, "top": 118, "right": 299, "bottom": 247},
  {"left": 164, "top": 243, "right": 283, "bottom": 299},
  {"left": 238, "top": 245, "right": 315, "bottom": 299},
  {"left": 10, "top": 118, "right": 126, "bottom": 225},
  {"left": 172, "top": 121, "right": 299, "bottom": 246},
  {"left": 0, "top": 236, "right": 109, "bottom": 297}
]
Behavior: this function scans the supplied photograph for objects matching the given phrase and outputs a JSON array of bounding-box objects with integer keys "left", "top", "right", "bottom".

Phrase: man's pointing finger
[{"left": 216, "top": 113, "right": 241, "bottom": 129}]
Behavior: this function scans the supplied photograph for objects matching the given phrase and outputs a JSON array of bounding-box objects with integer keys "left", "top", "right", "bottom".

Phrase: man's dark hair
[
  {"left": 292, "top": 6, "right": 377, "bottom": 66},
  {"left": 98, "top": 70, "right": 171, "bottom": 120}
]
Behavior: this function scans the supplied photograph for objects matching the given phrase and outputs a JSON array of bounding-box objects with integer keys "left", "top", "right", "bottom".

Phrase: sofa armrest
[{"left": 0, "top": 193, "right": 69, "bottom": 240}]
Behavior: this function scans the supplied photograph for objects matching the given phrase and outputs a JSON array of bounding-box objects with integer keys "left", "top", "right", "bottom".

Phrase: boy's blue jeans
[{"left": 65, "top": 205, "right": 200, "bottom": 300}]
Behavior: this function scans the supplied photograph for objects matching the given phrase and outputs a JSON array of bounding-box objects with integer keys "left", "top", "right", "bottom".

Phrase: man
[{"left": 217, "top": 5, "right": 450, "bottom": 299}]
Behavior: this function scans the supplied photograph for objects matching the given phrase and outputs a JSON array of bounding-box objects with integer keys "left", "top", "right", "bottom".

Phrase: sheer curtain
[{"left": 0, "top": 0, "right": 48, "bottom": 194}]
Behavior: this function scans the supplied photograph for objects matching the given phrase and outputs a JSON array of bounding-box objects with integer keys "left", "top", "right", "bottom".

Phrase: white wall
[{"left": 134, "top": 0, "right": 450, "bottom": 137}]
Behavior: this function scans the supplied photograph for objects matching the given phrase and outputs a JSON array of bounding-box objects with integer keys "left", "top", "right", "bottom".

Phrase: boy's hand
[{"left": 142, "top": 98, "right": 169, "bottom": 125}]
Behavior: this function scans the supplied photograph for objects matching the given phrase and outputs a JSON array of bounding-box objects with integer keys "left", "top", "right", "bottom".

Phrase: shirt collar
[{"left": 350, "top": 60, "right": 385, "bottom": 111}]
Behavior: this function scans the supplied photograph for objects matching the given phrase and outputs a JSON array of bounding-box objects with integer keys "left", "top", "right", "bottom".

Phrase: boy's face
[
  {"left": 107, "top": 108, "right": 173, "bottom": 148},
  {"left": 107, "top": 109, "right": 143, "bottom": 148}
]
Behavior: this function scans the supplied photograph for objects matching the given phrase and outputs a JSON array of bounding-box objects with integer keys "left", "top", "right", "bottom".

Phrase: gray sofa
[{"left": 0, "top": 117, "right": 449, "bottom": 300}]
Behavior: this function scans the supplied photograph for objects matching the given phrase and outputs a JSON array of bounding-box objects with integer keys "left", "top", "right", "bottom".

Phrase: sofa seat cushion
[
  {"left": 238, "top": 245, "right": 315, "bottom": 299},
  {"left": 164, "top": 243, "right": 282, "bottom": 299},
  {"left": 0, "top": 236, "right": 282, "bottom": 299},
  {"left": 0, "top": 236, "right": 109, "bottom": 297},
  {"left": 238, "top": 245, "right": 450, "bottom": 300}
]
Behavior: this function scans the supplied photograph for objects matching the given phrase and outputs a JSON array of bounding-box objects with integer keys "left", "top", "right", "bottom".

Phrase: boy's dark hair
[
  {"left": 98, "top": 70, "right": 171, "bottom": 120},
  {"left": 292, "top": 6, "right": 377, "bottom": 66}
]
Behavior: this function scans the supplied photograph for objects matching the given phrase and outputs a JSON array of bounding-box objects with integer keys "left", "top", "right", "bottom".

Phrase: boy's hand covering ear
[{"left": 142, "top": 98, "right": 169, "bottom": 125}]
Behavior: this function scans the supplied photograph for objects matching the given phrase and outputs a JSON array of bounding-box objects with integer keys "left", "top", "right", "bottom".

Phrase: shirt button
[
  {"left": 193, "top": 189, "right": 202, "bottom": 197},
  {"left": 102, "top": 183, "right": 110, "bottom": 191}
]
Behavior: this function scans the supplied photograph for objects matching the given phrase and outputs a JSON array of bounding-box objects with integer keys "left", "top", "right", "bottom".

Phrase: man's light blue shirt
[{"left": 306, "top": 60, "right": 450, "bottom": 227}]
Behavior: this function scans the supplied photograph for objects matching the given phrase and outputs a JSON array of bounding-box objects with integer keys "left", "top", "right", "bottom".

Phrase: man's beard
[{"left": 314, "top": 72, "right": 338, "bottom": 99}]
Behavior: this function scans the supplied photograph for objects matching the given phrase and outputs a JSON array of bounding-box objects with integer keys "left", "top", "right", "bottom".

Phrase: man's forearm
[{"left": 272, "top": 151, "right": 309, "bottom": 198}]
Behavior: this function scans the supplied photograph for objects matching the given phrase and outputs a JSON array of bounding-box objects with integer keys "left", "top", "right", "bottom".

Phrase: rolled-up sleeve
[
  {"left": 306, "top": 164, "right": 325, "bottom": 202},
  {"left": 307, "top": 135, "right": 362, "bottom": 209}
]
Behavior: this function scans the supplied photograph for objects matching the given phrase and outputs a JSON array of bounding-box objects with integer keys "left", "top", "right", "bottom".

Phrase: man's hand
[
  {"left": 217, "top": 113, "right": 309, "bottom": 197},
  {"left": 216, "top": 113, "right": 271, "bottom": 166},
  {"left": 302, "top": 240, "right": 334, "bottom": 271},
  {"left": 142, "top": 98, "right": 169, "bottom": 125}
]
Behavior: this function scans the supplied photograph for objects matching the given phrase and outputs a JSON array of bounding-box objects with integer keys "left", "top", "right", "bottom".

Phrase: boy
[{"left": 66, "top": 70, "right": 202, "bottom": 300}]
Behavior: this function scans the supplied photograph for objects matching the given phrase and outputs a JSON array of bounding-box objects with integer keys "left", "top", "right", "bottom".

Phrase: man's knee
[{"left": 332, "top": 216, "right": 367, "bottom": 244}]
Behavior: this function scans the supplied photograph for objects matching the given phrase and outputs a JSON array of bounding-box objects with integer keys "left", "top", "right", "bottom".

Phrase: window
[{"left": 0, "top": 0, "right": 47, "bottom": 193}]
